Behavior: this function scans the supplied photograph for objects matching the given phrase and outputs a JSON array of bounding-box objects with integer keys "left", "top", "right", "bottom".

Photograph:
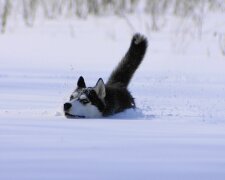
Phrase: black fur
[
  {"left": 77, "top": 76, "right": 86, "bottom": 88},
  {"left": 107, "top": 33, "right": 148, "bottom": 88},
  {"left": 102, "top": 86, "right": 135, "bottom": 116},
  {"left": 86, "top": 89, "right": 105, "bottom": 112}
]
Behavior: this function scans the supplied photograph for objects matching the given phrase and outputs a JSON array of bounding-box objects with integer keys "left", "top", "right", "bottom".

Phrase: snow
[
  {"left": 1, "top": 118, "right": 225, "bottom": 180},
  {"left": 1, "top": 13, "right": 225, "bottom": 180}
]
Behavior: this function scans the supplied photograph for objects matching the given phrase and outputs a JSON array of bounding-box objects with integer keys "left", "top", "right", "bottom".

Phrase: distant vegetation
[{"left": 0, "top": 0, "right": 224, "bottom": 33}]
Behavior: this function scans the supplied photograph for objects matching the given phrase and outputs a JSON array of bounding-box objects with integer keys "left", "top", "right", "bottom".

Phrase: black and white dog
[{"left": 64, "top": 33, "right": 148, "bottom": 118}]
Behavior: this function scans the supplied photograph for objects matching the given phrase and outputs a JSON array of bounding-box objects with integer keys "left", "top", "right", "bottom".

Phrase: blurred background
[
  {"left": 1, "top": 0, "right": 225, "bottom": 34},
  {"left": 0, "top": 0, "right": 224, "bottom": 73}
]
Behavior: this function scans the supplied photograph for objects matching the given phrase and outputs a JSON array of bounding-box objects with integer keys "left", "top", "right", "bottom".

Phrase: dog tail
[{"left": 106, "top": 33, "right": 148, "bottom": 88}]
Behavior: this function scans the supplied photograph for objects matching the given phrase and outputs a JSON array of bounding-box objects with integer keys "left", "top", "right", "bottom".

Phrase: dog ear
[
  {"left": 94, "top": 78, "right": 106, "bottom": 99},
  {"left": 77, "top": 76, "right": 86, "bottom": 88}
]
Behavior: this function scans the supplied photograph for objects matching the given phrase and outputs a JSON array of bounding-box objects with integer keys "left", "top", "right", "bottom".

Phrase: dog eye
[
  {"left": 70, "top": 95, "right": 74, "bottom": 100},
  {"left": 80, "top": 99, "right": 89, "bottom": 104}
]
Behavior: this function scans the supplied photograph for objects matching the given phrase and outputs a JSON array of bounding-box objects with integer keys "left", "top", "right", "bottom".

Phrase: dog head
[{"left": 64, "top": 76, "right": 106, "bottom": 118}]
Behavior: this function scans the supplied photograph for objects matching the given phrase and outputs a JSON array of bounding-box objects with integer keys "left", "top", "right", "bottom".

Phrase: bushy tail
[{"left": 106, "top": 33, "right": 148, "bottom": 87}]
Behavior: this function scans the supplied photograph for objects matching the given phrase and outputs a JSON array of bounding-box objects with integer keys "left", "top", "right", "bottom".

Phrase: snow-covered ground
[{"left": 0, "top": 14, "right": 225, "bottom": 180}]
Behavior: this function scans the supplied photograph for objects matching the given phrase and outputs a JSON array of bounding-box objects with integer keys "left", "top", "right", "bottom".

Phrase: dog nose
[{"left": 64, "top": 103, "right": 72, "bottom": 111}]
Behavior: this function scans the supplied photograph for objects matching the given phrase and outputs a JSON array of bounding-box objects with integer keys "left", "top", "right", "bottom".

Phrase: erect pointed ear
[
  {"left": 94, "top": 78, "right": 106, "bottom": 99},
  {"left": 77, "top": 76, "right": 86, "bottom": 88}
]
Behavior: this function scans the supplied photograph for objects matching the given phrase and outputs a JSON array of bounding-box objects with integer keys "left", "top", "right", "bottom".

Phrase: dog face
[{"left": 64, "top": 76, "right": 106, "bottom": 118}]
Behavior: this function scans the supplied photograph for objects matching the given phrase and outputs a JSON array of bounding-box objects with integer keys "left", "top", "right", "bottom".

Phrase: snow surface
[{"left": 1, "top": 15, "right": 225, "bottom": 180}]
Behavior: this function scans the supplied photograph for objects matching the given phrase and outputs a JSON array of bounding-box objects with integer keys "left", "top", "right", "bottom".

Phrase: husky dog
[{"left": 64, "top": 33, "right": 148, "bottom": 118}]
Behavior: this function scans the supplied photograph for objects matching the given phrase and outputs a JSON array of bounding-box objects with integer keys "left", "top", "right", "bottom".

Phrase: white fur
[
  {"left": 67, "top": 99, "right": 102, "bottom": 118},
  {"left": 134, "top": 34, "right": 144, "bottom": 44},
  {"left": 79, "top": 94, "right": 87, "bottom": 100},
  {"left": 72, "top": 92, "right": 79, "bottom": 98},
  {"left": 94, "top": 79, "right": 106, "bottom": 99}
]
